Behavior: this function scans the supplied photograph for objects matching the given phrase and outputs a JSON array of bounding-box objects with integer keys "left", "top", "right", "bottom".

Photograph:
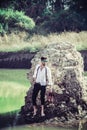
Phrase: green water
[{"left": 0, "top": 69, "right": 30, "bottom": 113}]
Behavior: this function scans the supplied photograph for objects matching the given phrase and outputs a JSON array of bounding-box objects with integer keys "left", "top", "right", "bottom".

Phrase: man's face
[{"left": 41, "top": 61, "right": 46, "bottom": 66}]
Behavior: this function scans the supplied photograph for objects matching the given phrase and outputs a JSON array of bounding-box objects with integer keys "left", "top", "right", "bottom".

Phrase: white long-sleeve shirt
[{"left": 33, "top": 64, "right": 53, "bottom": 86}]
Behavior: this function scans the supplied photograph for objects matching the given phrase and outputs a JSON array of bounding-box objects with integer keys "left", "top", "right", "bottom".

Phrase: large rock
[{"left": 20, "top": 42, "right": 87, "bottom": 126}]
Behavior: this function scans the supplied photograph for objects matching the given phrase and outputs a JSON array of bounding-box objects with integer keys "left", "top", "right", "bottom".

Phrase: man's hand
[
  {"left": 49, "top": 85, "right": 52, "bottom": 93},
  {"left": 33, "top": 77, "right": 36, "bottom": 83}
]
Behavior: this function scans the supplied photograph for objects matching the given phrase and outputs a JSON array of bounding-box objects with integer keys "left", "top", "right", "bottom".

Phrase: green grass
[
  {"left": 0, "top": 69, "right": 30, "bottom": 114},
  {"left": 0, "top": 69, "right": 30, "bottom": 87},
  {"left": 0, "top": 31, "right": 87, "bottom": 52}
]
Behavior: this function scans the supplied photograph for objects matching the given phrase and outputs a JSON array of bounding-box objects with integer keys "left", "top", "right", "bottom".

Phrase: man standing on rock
[{"left": 32, "top": 56, "right": 53, "bottom": 116}]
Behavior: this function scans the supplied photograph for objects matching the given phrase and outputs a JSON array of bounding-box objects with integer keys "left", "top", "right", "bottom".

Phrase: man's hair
[{"left": 41, "top": 56, "right": 47, "bottom": 61}]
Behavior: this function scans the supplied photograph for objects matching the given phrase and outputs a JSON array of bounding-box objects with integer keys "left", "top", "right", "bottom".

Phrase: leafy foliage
[
  {"left": 0, "top": 0, "right": 87, "bottom": 33},
  {"left": 0, "top": 8, "right": 35, "bottom": 34},
  {"left": 0, "top": 23, "right": 4, "bottom": 33},
  {"left": 37, "top": 10, "right": 87, "bottom": 32},
  {"left": 0, "top": 0, "right": 87, "bottom": 17}
]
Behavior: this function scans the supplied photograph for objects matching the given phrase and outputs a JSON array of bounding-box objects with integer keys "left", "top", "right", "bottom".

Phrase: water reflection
[
  {"left": 0, "top": 117, "right": 87, "bottom": 130},
  {"left": 78, "top": 121, "right": 83, "bottom": 130},
  {"left": 0, "top": 124, "right": 78, "bottom": 130}
]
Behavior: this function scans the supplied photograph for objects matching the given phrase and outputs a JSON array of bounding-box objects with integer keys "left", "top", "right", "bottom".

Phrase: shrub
[
  {"left": 0, "top": 23, "right": 4, "bottom": 33},
  {"left": 0, "top": 8, "right": 35, "bottom": 34}
]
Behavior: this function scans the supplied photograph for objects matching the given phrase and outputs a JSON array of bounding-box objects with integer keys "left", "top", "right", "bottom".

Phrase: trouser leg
[
  {"left": 32, "top": 83, "right": 40, "bottom": 106},
  {"left": 40, "top": 86, "right": 46, "bottom": 105},
  {"left": 40, "top": 86, "right": 46, "bottom": 116}
]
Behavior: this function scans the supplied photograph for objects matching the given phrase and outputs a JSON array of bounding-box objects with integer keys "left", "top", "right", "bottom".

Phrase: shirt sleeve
[
  {"left": 33, "top": 64, "right": 40, "bottom": 78},
  {"left": 47, "top": 67, "right": 53, "bottom": 86}
]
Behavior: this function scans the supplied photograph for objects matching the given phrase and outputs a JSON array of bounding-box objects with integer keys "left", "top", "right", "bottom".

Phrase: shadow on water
[
  {"left": 0, "top": 110, "right": 25, "bottom": 129},
  {"left": 0, "top": 110, "right": 87, "bottom": 130}
]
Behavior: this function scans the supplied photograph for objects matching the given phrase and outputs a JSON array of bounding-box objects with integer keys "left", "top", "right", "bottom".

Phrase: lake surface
[
  {"left": 0, "top": 122, "right": 87, "bottom": 130},
  {"left": 0, "top": 112, "right": 87, "bottom": 130},
  {"left": 0, "top": 125, "right": 77, "bottom": 130}
]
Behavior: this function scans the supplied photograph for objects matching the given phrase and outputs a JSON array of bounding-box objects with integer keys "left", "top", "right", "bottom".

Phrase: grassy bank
[
  {"left": 0, "top": 69, "right": 30, "bottom": 114},
  {"left": 0, "top": 31, "right": 87, "bottom": 52}
]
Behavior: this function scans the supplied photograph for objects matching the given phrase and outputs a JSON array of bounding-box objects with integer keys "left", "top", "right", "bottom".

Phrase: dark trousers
[{"left": 32, "top": 83, "right": 46, "bottom": 106}]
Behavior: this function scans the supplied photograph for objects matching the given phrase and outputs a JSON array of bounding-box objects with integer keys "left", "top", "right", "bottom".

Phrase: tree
[
  {"left": 0, "top": 0, "right": 87, "bottom": 18},
  {"left": 70, "top": 0, "right": 87, "bottom": 12},
  {"left": 0, "top": 0, "right": 64, "bottom": 16}
]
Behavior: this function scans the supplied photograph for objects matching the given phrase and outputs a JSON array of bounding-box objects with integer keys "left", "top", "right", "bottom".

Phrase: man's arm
[
  {"left": 33, "top": 64, "right": 39, "bottom": 82},
  {"left": 47, "top": 67, "right": 53, "bottom": 92}
]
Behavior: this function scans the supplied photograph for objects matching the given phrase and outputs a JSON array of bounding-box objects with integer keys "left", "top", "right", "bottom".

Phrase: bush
[
  {"left": 0, "top": 8, "right": 35, "bottom": 34},
  {"left": 0, "top": 23, "right": 4, "bottom": 33}
]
